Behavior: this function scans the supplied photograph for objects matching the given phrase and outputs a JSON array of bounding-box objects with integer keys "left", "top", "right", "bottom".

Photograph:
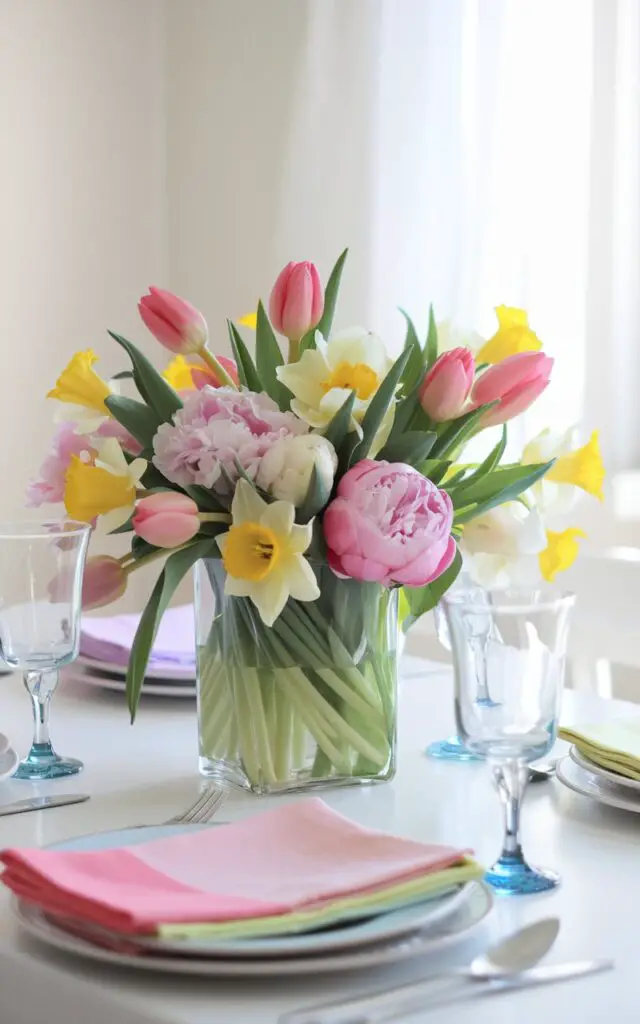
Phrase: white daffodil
[
  {"left": 522, "top": 427, "right": 605, "bottom": 516},
  {"left": 460, "top": 502, "right": 548, "bottom": 587},
  {"left": 436, "top": 320, "right": 485, "bottom": 356},
  {"left": 256, "top": 434, "right": 337, "bottom": 507},
  {"left": 216, "top": 480, "right": 320, "bottom": 626},
  {"left": 276, "top": 327, "right": 394, "bottom": 456},
  {"left": 64, "top": 437, "right": 147, "bottom": 532}
]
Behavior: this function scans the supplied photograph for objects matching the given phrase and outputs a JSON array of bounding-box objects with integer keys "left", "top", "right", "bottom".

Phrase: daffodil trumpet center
[
  {"left": 322, "top": 361, "right": 379, "bottom": 400},
  {"left": 223, "top": 522, "right": 281, "bottom": 581}
]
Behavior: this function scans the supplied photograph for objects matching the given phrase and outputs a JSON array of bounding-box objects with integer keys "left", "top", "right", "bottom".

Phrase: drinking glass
[
  {"left": 0, "top": 520, "right": 91, "bottom": 779},
  {"left": 425, "top": 604, "right": 483, "bottom": 762},
  {"left": 443, "top": 586, "right": 574, "bottom": 895}
]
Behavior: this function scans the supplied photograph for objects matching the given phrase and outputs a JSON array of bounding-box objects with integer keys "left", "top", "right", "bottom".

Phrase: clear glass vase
[{"left": 195, "top": 560, "right": 398, "bottom": 794}]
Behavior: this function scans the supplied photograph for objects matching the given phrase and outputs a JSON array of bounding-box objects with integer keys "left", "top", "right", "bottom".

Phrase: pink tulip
[
  {"left": 268, "top": 261, "right": 324, "bottom": 341},
  {"left": 132, "top": 492, "right": 200, "bottom": 548},
  {"left": 138, "top": 286, "right": 208, "bottom": 354},
  {"left": 82, "top": 556, "right": 127, "bottom": 610},
  {"left": 191, "top": 355, "right": 239, "bottom": 390},
  {"left": 323, "top": 460, "right": 455, "bottom": 587},
  {"left": 471, "top": 351, "right": 553, "bottom": 427},
  {"left": 419, "top": 347, "right": 475, "bottom": 422}
]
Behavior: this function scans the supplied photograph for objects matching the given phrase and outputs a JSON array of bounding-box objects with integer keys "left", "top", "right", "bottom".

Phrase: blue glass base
[
  {"left": 14, "top": 743, "right": 83, "bottom": 780},
  {"left": 485, "top": 853, "right": 560, "bottom": 895},
  {"left": 426, "top": 735, "right": 484, "bottom": 762}
]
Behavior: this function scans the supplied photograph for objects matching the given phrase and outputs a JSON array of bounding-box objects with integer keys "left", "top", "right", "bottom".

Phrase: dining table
[{"left": 0, "top": 652, "right": 636, "bottom": 1024}]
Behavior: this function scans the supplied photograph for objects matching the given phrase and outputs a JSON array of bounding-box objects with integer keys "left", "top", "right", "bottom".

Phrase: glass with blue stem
[
  {"left": 443, "top": 585, "right": 574, "bottom": 895},
  {"left": 0, "top": 519, "right": 90, "bottom": 779}
]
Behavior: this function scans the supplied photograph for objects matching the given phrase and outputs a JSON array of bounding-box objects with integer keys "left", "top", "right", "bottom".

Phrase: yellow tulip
[
  {"left": 48, "top": 350, "right": 112, "bottom": 414},
  {"left": 64, "top": 439, "right": 147, "bottom": 532},
  {"left": 476, "top": 306, "right": 542, "bottom": 364},
  {"left": 539, "top": 528, "right": 585, "bottom": 582},
  {"left": 546, "top": 430, "right": 605, "bottom": 500}
]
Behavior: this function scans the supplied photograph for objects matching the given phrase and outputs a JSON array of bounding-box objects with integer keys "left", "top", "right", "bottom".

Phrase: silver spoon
[
  {"left": 281, "top": 918, "right": 560, "bottom": 1024},
  {"left": 529, "top": 759, "right": 559, "bottom": 783}
]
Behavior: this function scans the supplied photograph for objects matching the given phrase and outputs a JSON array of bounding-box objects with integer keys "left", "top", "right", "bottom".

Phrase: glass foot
[
  {"left": 14, "top": 744, "right": 83, "bottom": 780},
  {"left": 426, "top": 735, "right": 484, "bottom": 762},
  {"left": 485, "top": 853, "right": 560, "bottom": 895}
]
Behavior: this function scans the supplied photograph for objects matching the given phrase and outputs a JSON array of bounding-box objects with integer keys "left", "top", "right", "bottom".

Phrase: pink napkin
[
  {"left": 0, "top": 798, "right": 470, "bottom": 935},
  {"left": 80, "top": 605, "right": 195, "bottom": 669}
]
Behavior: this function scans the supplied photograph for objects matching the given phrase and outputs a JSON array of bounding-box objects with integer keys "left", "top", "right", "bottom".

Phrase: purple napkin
[{"left": 80, "top": 605, "right": 195, "bottom": 670}]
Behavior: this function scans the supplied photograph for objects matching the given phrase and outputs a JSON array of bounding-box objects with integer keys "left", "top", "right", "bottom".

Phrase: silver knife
[
  {"left": 281, "top": 959, "right": 614, "bottom": 1024},
  {"left": 0, "top": 794, "right": 90, "bottom": 817}
]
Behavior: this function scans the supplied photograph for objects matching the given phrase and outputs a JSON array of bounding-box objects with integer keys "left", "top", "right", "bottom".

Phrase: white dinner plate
[
  {"left": 66, "top": 668, "right": 195, "bottom": 699},
  {"left": 569, "top": 746, "right": 640, "bottom": 791},
  {"left": 13, "top": 882, "right": 492, "bottom": 977},
  {"left": 77, "top": 653, "right": 195, "bottom": 682},
  {"left": 556, "top": 755, "right": 640, "bottom": 813},
  {"left": 37, "top": 825, "right": 477, "bottom": 959}
]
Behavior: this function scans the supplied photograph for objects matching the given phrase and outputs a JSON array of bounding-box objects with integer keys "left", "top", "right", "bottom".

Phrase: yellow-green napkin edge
[
  {"left": 158, "top": 857, "right": 484, "bottom": 941},
  {"left": 559, "top": 725, "right": 640, "bottom": 775}
]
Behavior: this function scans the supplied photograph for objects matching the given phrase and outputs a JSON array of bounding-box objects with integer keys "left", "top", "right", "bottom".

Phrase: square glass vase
[{"left": 195, "top": 559, "right": 398, "bottom": 795}]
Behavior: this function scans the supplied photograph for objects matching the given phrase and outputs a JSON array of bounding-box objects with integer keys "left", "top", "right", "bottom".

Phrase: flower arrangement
[{"left": 30, "top": 251, "right": 604, "bottom": 791}]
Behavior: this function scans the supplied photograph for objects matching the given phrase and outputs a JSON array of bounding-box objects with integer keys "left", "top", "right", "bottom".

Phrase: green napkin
[
  {"left": 158, "top": 857, "right": 484, "bottom": 941},
  {"left": 559, "top": 721, "right": 640, "bottom": 780}
]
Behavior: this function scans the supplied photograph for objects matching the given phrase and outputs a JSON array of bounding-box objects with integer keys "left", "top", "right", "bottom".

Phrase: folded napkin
[
  {"left": 559, "top": 720, "right": 640, "bottom": 781},
  {"left": 0, "top": 798, "right": 480, "bottom": 939},
  {"left": 81, "top": 605, "right": 195, "bottom": 669}
]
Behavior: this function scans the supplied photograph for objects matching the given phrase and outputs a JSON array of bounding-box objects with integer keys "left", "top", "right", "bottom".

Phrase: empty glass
[
  {"left": 443, "top": 586, "right": 574, "bottom": 895},
  {"left": 0, "top": 520, "right": 90, "bottom": 779},
  {"left": 425, "top": 604, "right": 483, "bottom": 762}
]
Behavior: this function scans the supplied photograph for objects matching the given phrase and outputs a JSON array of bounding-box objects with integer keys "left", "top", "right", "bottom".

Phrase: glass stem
[
  {"left": 23, "top": 669, "right": 59, "bottom": 752},
  {"left": 492, "top": 760, "right": 529, "bottom": 862}
]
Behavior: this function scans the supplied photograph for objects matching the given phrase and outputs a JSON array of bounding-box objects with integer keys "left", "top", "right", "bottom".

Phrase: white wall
[{"left": 0, "top": 0, "right": 167, "bottom": 509}]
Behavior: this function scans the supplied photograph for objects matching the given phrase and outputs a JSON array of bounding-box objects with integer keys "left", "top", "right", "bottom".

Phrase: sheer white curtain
[{"left": 270, "top": 0, "right": 639, "bottom": 470}]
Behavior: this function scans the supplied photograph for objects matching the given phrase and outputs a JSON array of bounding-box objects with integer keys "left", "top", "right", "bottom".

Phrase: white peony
[{"left": 256, "top": 434, "right": 338, "bottom": 507}]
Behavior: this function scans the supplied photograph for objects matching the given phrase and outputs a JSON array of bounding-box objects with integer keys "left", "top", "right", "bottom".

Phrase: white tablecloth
[{"left": 0, "top": 656, "right": 637, "bottom": 1024}]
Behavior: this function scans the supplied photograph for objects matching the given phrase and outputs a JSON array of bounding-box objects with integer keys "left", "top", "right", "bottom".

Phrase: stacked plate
[
  {"left": 70, "top": 605, "right": 196, "bottom": 699},
  {"left": 10, "top": 818, "right": 493, "bottom": 979},
  {"left": 557, "top": 747, "right": 640, "bottom": 814}
]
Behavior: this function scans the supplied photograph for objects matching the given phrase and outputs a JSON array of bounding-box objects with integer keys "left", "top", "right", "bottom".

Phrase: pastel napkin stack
[
  {"left": 559, "top": 720, "right": 640, "bottom": 781},
  {"left": 0, "top": 798, "right": 482, "bottom": 940},
  {"left": 80, "top": 605, "right": 195, "bottom": 672}
]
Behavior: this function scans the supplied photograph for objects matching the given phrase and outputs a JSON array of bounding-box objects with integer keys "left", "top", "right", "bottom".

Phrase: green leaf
[
  {"left": 108, "top": 332, "right": 182, "bottom": 423},
  {"left": 104, "top": 395, "right": 162, "bottom": 450},
  {"left": 402, "top": 547, "right": 462, "bottom": 631},
  {"left": 109, "top": 516, "right": 133, "bottom": 535},
  {"left": 183, "top": 484, "right": 227, "bottom": 513},
  {"left": 255, "top": 301, "right": 290, "bottom": 410},
  {"left": 388, "top": 381, "right": 422, "bottom": 438},
  {"left": 419, "top": 459, "right": 452, "bottom": 485},
  {"left": 297, "top": 463, "right": 332, "bottom": 523},
  {"left": 350, "top": 348, "right": 410, "bottom": 464},
  {"left": 141, "top": 463, "right": 182, "bottom": 492},
  {"left": 425, "top": 304, "right": 438, "bottom": 369},
  {"left": 322, "top": 390, "right": 356, "bottom": 450},
  {"left": 452, "top": 460, "right": 554, "bottom": 517},
  {"left": 300, "top": 248, "right": 348, "bottom": 353},
  {"left": 227, "top": 320, "right": 262, "bottom": 392},
  {"left": 378, "top": 431, "right": 436, "bottom": 466},
  {"left": 399, "top": 310, "right": 424, "bottom": 396},
  {"left": 446, "top": 426, "right": 507, "bottom": 500},
  {"left": 131, "top": 536, "right": 158, "bottom": 561},
  {"left": 111, "top": 370, "right": 134, "bottom": 381},
  {"left": 126, "top": 539, "right": 216, "bottom": 719},
  {"left": 429, "top": 403, "right": 497, "bottom": 459}
]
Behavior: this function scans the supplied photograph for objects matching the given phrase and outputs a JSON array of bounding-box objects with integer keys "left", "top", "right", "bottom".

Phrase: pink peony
[
  {"left": 152, "top": 386, "right": 308, "bottom": 494},
  {"left": 323, "top": 460, "right": 455, "bottom": 587},
  {"left": 26, "top": 423, "right": 95, "bottom": 507}
]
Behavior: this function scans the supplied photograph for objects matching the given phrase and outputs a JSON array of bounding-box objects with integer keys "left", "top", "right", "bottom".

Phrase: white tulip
[{"left": 256, "top": 434, "right": 338, "bottom": 507}]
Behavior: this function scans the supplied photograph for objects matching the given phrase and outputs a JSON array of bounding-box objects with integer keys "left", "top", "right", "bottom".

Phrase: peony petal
[{"left": 393, "top": 535, "right": 456, "bottom": 587}]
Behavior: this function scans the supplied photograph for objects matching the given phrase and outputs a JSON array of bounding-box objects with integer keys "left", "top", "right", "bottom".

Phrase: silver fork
[{"left": 163, "top": 786, "right": 227, "bottom": 825}]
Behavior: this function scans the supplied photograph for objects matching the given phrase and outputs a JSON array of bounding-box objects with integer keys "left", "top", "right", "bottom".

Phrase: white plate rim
[
  {"left": 77, "top": 653, "right": 195, "bottom": 682},
  {"left": 569, "top": 746, "right": 640, "bottom": 791},
  {"left": 66, "top": 669, "right": 195, "bottom": 699},
  {"left": 12, "top": 882, "right": 493, "bottom": 977},
  {"left": 556, "top": 755, "right": 640, "bottom": 813}
]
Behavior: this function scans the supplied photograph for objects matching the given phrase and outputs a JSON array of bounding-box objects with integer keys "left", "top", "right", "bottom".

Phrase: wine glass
[
  {"left": 443, "top": 586, "right": 574, "bottom": 894},
  {"left": 0, "top": 519, "right": 90, "bottom": 779}
]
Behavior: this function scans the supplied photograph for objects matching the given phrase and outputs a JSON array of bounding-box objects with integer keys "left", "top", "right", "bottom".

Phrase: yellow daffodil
[
  {"left": 64, "top": 438, "right": 147, "bottom": 532},
  {"left": 539, "top": 528, "right": 586, "bottom": 582},
  {"left": 238, "top": 312, "right": 258, "bottom": 329},
  {"left": 276, "top": 328, "right": 395, "bottom": 456},
  {"left": 546, "top": 430, "right": 605, "bottom": 500},
  {"left": 47, "top": 350, "right": 116, "bottom": 432},
  {"left": 476, "top": 306, "right": 542, "bottom": 364},
  {"left": 216, "top": 480, "right": 319, "bottom": 626},
  {"left": 522, "top": 427, "right": 606, "bottom": 515}
]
